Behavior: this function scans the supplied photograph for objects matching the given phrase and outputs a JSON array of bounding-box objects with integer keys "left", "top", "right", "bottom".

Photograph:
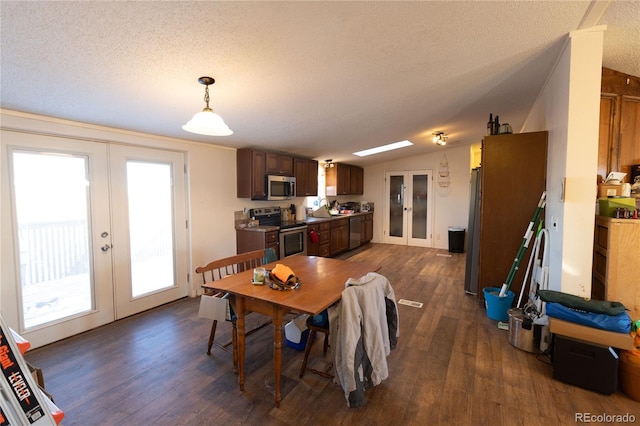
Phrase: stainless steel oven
[
  {"left": 249, "top": 206, "right": 307, "bottom": 259},
  {"left": 279, "top": 224, "right": 307, "bottom": 259}
]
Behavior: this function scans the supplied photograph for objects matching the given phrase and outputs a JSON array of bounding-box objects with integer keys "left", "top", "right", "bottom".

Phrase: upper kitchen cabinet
[
  {"left": 326, "top": 163, "right": 364, "bottom": 196},
  {"left": 294, "top": 157, "right": 318, "bottom": 197},
  {"left": 266, "top": 153, "right": 293, "bottom": 176},
  {"left": 598, "top": 68, "right": 640, "bottom": 181},
  {"left": 237, "top": 148, "right": 267, "bottom": 199}
]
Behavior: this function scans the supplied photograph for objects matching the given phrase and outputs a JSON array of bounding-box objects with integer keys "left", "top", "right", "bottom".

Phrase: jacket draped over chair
[{"left": 328, "top": 272, "right": 399, "bottom": 407}]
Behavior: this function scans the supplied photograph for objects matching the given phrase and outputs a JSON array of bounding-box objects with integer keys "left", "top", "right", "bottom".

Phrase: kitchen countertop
[
  {"left": 306, "top": 211, "right": 372, "bottom": 224},
  {"left": 236, "top": 212, "right": 372, "bottom": 230}
]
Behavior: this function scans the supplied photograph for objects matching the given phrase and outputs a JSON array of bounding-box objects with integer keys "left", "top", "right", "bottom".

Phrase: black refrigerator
[{"left": 464, "top": 167, "right": 481, "bottom": 295}]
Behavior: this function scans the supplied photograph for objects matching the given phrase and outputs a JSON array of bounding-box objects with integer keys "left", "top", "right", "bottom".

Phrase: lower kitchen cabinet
[
  {"left": 236, "top": 229, "right": 279, "bottom": 258},
  {"left": 330, "top": 217, "right": 349, "bottom": 256},
  {"left": 307, "top": 221, "right": 330, "bottom": 257},
  {"left": 361, "top": 213, "right": 373, "bottom": 243},
  {"left": 591, "top": 216, "right": 640, "bottom": 319}
]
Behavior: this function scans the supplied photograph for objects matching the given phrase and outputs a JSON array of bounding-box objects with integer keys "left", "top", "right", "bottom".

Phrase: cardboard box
[
  {"left": 549, "top": 317, "right": 634, "bottom": 350},
  {"left": 598, "top": 197, "right": 636, "bottom": 217},
  {"left": 598, "top": 184, "right": 623, "bottom": 198}
]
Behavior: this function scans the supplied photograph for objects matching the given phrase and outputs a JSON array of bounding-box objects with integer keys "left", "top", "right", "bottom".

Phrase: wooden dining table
[{"left": 202, "top": 255, "right": 380, "bottom": 407}]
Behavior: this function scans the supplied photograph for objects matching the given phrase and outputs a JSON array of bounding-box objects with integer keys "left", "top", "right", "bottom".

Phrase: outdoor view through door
[
  {"left": 1, "top": 131, "right": 188, "bottom": 348},
  {"left": 12, "top": 151, "right": 94, "bottom": 329},
  {"left": 384, "top": 170, "right": 433, "bottom": 247}
]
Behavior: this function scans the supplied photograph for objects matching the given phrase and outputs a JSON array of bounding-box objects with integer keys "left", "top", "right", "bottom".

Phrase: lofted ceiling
[{"left": 1, "top": 1, "right": 638, "bottom": 166}]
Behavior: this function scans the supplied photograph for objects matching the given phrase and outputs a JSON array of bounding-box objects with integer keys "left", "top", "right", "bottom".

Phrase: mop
[{"left": 498, "top": 191, "right": 546, "bottom": 297}]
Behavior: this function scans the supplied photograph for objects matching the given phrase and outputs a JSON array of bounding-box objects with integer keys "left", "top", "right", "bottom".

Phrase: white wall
[
  {"left": 363, "top": 144, "right": 471, "bottom": 250},
  {"left": 521, "top": 27, "right": 605, "bottom": 296}
]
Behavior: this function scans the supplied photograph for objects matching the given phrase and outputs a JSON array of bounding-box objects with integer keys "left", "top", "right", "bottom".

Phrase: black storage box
[{"left": 553, "top": 336, "right": 619, "bottom": 394}]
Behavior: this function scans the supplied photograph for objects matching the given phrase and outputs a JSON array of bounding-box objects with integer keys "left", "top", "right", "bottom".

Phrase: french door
[
  {"left": 1, "top": 131, "right": 188, "bottom": 347},
  {"left": 383, "top": 170, "right": 433, "bottom": 247}
]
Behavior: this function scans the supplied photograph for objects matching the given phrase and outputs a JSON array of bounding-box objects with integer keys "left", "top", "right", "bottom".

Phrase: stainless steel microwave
[{"left": 267, "top": 175, "right": 295, "bottom": 200}]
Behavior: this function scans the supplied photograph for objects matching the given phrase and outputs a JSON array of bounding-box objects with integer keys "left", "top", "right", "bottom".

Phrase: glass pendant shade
[
  {"left": 182, "top": 108, "right": 233, "bottom": 136},
  {"left": 183, "top": 76, "right": 233, "bottom": 136}
]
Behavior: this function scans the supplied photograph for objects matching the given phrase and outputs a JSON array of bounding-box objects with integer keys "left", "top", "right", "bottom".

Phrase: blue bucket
[{"left": 483, "top": 287, "right": 515, "bottom": 321}]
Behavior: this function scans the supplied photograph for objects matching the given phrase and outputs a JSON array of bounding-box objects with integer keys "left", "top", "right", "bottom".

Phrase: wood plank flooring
[{"left": 25, "top": 244, "right": 640, "bottom": 425}]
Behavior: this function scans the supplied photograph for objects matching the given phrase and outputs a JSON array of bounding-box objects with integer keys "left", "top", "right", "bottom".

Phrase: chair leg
[
  {"left": 323, "top": 333, "right": 329, "bottom": 355},
  {"left": 299, "top": 329, "right": 317, "bottom": 378},
  {"left": 207, "top": 320, "right": 218, "bottom": 355}
]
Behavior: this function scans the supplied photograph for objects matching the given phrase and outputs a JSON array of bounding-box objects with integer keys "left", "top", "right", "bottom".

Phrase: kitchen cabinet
[
  {"left": 477, "top": 131, "right": 547, "bottom": 301},
  {"left": 597, "top": 68, "right": 640, "bottom": 181},
  {"left": 350, "top": 166, "right": 364, "bottom": 195},
  {"left": 361, "top": 213, "right": 373, "bottom": 243},
  {"left": 307, "top": 221, "right": 331, "bottom": 257},
  {"left": 591, "top": 216, "right": 640, "bottom": 319},
  {"left": 237, "top": 148, "right": 267, "bottom": 199},
  {"left": 266, "top": 152, "right": 293, "bottom": 176},
  {"left": 326, "top": 163, "right": 364, "bottom": 196},
  {"left": 330, "top": 217, "right": 349, "bottom": 255},
  {"left": 236, "top": 228, "right": 279, "bottom": 258},
  {"left": 294, "top": 157, "right": 318, "bottom": 197}
]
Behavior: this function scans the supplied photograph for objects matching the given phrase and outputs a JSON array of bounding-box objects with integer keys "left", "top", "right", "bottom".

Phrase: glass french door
[
  {"left": 383, "top": 170, "right": 433, "bottom": 247},
  {"left": 109, "top": 144, "right": 187, "bottom": 319},
  {"left": 1, "top": 131, "right": 187, "bottom": 347}
]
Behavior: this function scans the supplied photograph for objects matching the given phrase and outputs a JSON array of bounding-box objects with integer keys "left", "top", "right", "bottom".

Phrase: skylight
[{"left": 353, "top": 140, "right": 413, "bottom": 157}]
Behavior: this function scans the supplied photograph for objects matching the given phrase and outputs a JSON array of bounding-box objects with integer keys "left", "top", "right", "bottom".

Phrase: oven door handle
[{"left": 279, "top": 225, "right": 308, "bottom": 233}]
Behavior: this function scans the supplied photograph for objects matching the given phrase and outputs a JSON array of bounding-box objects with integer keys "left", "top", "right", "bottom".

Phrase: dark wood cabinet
[
  {"left": 307, "top": 221, "right": 331, "bottom": 257},
  {"left": 350, "top": 166, "right": 364, "bottom": 195},
  {"left": 478, "top": 131, "right": 548, "bottom": 300},
  {"left": 236, "top": 229, "right": 279, "bottom": 258},
  {"left": 238, "top": 148, "right": 318, "bottom": 199},
  {"left": 266, "top": 153, "right": 293, "bottom": 176},
  {"left": 294, "top": 158, "right": 318, "bottom": 197},
  {"left": 361, "top": 213, "right": 373, "bottom": 243},
  {"left": 326, "top": 163, "right": 363, "bottom": 196},
  {"left": 598, "top": 68, "right": 640, "bottom": 181},
  {"left": 330, "top": 217, "right": 349, "bottom": 255},
  {"left": 237, "top": 149, "right": 266, "bottom": 199}
]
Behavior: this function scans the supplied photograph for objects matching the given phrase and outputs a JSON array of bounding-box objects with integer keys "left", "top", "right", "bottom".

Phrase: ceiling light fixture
[
  {"left": 182, "top": 76, "right": 233, "bottom": 136},
  {"left": 353, "top": 140, "right": 413, "bottom": 157},
  {"left": 432, "top": 132, "right": 447, "bottom": 146},
  {"left": 324, "top": 159, "right": 335, "bottom": 168}
]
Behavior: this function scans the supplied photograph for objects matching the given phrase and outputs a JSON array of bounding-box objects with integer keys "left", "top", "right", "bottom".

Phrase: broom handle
[{"left": 499, "top": 191, "right": 546, "bottom": 297}]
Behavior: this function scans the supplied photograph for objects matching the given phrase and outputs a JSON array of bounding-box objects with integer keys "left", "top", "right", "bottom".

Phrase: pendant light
[{"left": 182, "top": 76, "right": 233, "bottom": 136}]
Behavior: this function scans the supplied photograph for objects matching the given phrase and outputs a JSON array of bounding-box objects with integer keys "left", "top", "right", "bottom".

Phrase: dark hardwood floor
[{"left": 26, "top": 244, "right": 640, "bottom": 425}]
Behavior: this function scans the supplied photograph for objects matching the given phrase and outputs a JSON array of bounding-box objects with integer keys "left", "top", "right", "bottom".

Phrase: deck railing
[{"left": 18, "top": 220, "right": 89, "bottom": 286}]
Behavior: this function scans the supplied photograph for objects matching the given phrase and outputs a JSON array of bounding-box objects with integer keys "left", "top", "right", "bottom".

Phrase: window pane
[
  {"left": 412, "top": 174, "right": 428, "bottom": 239},
  {"left": 12, "top": 151, "right": 93, "bottom": 328},
  {"left": 127, "top": 161, "right": 175, "bottom": 297},
  {"left": 389, "top": 175, "right": 404, "bottom": 237}
]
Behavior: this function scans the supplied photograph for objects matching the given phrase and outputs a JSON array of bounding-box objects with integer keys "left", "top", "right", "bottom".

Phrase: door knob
[{"left": 101, "top": 244, "right": 112, "bottom": 252}]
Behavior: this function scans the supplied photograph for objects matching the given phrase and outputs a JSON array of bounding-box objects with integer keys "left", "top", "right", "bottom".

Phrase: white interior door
[
  {"left": 1, "top": 132, "right": 188, "bottom": 347},
  {"left": 109, "top": 145, "right": 188, "bottom": 319},
  {"left": 1, "top": 131, "right": 115, "bottom": 347},
  {"left": 383, "top": 170, "right": 433, "bottom": 247}
]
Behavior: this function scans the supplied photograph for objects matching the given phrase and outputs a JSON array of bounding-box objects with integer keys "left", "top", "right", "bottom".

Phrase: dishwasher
[{"left": 349, "top": 216, "right": 361, "bottom": 249}]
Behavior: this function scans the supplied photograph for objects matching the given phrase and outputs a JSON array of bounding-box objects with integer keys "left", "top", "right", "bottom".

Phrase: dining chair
[
  {"left": 298, "top": 310, "right": 333, "bottom": 379},
  {"left": 195, "top": 249, "right": 272, "bottom": 372}
]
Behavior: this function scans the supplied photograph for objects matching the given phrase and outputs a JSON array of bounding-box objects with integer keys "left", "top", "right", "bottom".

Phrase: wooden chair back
[{"left": 196, "top": 249, "right": 266, "bottom": 294}]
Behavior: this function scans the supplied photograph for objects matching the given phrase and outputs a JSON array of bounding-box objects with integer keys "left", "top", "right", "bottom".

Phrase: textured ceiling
[{"left": 1, "top": 1, "right": 638, "bottom": 166}]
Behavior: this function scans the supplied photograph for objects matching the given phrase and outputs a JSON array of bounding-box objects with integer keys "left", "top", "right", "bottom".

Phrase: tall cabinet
[{"left": 477, "top": 131, "right": 548, "bottom": 300}]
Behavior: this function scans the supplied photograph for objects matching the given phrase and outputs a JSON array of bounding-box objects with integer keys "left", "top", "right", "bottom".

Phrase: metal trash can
[{"left": 448, "top": 227, "right": 465, "bottom": 253}]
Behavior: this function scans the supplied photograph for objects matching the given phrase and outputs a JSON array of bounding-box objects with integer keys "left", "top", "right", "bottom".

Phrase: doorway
[
  {"left": 383, "top": 170, "right": 433, "bottom": 247},
  {"left": 1, "top": 131, "right": 188, "bottom": 347}
]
